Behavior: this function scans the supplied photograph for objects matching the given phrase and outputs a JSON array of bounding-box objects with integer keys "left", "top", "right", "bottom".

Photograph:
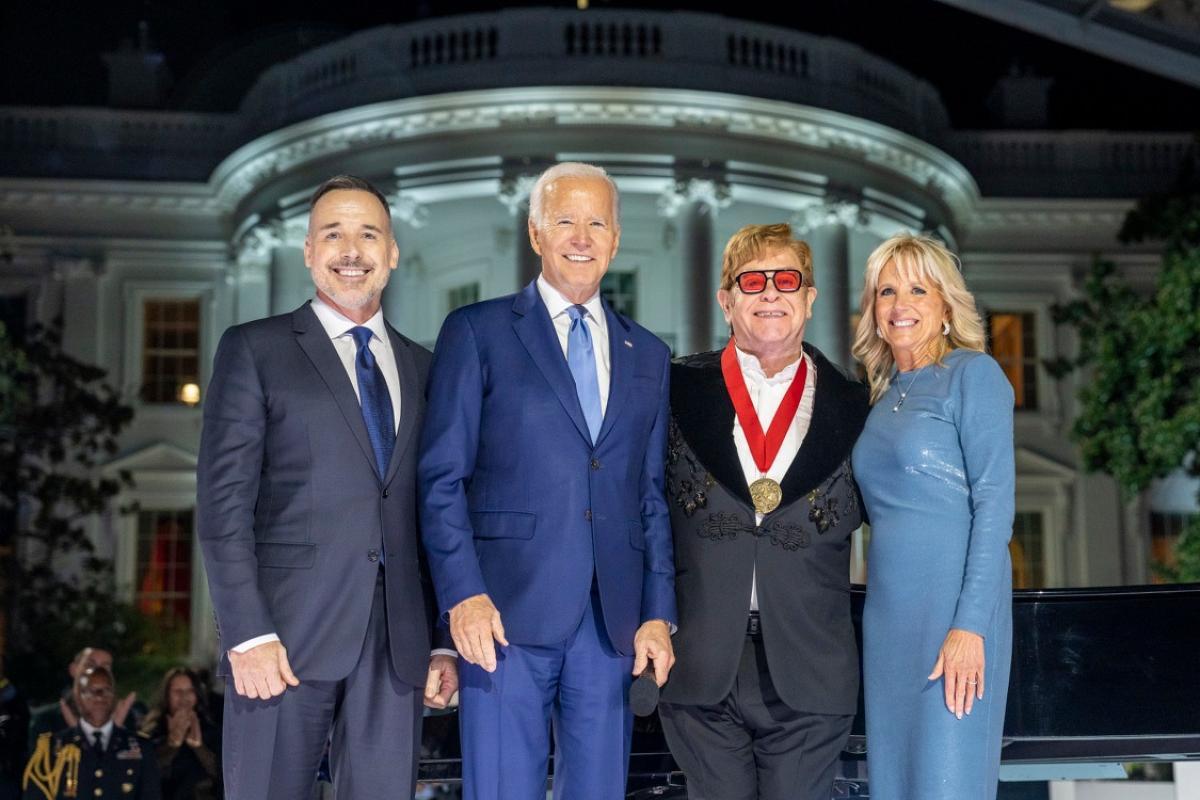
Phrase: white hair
[{"left": 527, "top": 162, "right": 620, "bottom": 229}]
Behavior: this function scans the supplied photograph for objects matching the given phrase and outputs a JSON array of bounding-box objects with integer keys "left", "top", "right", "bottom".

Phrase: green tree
[
  {"left": 0, "top": 318, "right": 159, "bottom": 700},
  {"left": 1049, "top": 162, "right": 1200, "bottom": 582}
]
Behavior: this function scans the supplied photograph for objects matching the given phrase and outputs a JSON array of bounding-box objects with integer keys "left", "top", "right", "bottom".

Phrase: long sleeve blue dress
[{"left": 851, "top": 349, "right": 1015, "bottom": 800}]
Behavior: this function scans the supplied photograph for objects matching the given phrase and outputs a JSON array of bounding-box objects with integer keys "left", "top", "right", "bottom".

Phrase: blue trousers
[{"left": 459, "top": 590, "right": 635, "bottom": 800}]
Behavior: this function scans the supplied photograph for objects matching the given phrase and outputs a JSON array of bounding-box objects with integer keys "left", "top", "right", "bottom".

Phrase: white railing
[{"left": 237, "top": 9, "right": 951, "bottom": 139}]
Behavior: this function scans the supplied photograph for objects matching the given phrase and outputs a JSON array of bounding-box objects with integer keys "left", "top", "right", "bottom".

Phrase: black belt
[{"left": 746, "top": 611, "right": 761, "bottom": 637}]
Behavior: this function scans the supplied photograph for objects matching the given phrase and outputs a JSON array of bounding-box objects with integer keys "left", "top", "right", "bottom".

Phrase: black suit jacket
[
  {"left": 197, "top": 302, "right": 442, "bottom": 687},
  {"left": 661, "top": 344, "right": 869, "bottom": 714}
]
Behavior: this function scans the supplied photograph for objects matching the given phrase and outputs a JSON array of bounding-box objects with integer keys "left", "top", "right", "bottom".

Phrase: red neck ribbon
[{"left": 720, "top": 339, "right": 808, "bottom": 475}]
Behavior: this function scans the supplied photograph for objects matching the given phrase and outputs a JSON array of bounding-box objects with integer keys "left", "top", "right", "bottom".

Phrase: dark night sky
[{"left": 3, "top": 0, "right": 1199, "bottom": 131}]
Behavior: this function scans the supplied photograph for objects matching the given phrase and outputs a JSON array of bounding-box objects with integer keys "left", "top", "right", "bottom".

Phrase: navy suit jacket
[
  {"left": 418, "top": 281, "right": 677, "bottom": 654},
  {"left": 197, "top": 302, "right": 439, "bottom": 687}
]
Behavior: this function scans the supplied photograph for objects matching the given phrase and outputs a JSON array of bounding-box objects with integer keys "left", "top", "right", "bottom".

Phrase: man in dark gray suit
[
  {"left": 659, "top": 223, "right": 868, "bottom": 800},
  {"left": 197, "top": 175, "right": 456, "bottom": 799}
]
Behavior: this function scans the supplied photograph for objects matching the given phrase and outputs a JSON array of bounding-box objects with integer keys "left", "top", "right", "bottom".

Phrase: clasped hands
[
  {"left": 449, "top": 593, "right": 675, "bottom": 686},
  {"left": 928, "top": 627, "right": 985, "bottom": 720},
  {"left": 228, "top": 639, "right": 458, "bottom": 709},
  {"left": 166, "top": 709, "right": 203, "bottom": 749}
]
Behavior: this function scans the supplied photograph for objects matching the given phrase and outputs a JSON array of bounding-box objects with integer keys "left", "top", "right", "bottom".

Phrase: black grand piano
[{"left": 415, "top": 583, "right": 1200, "bottom": 797}]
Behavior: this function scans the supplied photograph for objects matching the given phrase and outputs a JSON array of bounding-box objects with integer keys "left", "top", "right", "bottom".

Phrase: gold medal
[{"left": 749, "top": 477, "right": 782, "bottom": 515}]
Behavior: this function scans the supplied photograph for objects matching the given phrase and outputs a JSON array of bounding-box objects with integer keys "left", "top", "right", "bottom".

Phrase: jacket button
[
  {"left": 590, "top": 459, "right": 600, "bottom": 470},
  {"left": 367, "top": 549, "right": 380, "bottom": 563},
  {"left": 584, "top": 509, "right": 592, "bottom": 521},
  {"left": 382, "top": 489, "right": 390, "bottom": 498}
]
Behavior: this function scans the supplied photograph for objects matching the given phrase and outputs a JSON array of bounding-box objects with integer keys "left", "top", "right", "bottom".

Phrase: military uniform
[{"left": 22, "top": 726, "right": 160, "bottom": 800}]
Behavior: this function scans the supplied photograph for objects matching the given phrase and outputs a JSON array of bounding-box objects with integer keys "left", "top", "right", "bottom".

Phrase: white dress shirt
[
  {"left": 730, "top": 348, "right": 817, "bottom": 611},
  {"left": 309, "top": 296, "right": 403, "bottom": 430},
  {"left": 536, "top": 275, "right": 611, "bottom": 415},
  {"left": 79, "top": 718, "right": 115, "bottom": 752},
  {"left": 233, "top": 297, "right": 408, "bottom": 655}
]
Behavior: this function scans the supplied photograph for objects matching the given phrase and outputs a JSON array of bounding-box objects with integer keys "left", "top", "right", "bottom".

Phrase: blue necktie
[
  {"left": 566, "top": 305, "right": 603, "bottom": 443},
  {"left": 350, "top": 326, "right": 395, "bottom": 479}
]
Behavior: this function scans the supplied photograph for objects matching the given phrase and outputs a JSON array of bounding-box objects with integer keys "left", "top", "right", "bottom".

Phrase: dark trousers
[
  {"left": 222, "top": 571, "right": 423, "bottom": 800},
  {"left": 659, "top": 635, "right": 853, "bottom": 800}
]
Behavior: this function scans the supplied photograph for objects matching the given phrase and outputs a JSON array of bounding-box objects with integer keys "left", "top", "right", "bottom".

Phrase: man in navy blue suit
[
  {"left": 419, "top": 162, "right": 677, "bottom": 799},
  {"left": 197, "top": 176, "right": 456, "bottom": 799}
]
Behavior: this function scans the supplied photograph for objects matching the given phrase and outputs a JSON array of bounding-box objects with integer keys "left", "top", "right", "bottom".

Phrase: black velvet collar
[{"left": 670, "top": 343, "right": 869, "bottom": 510}]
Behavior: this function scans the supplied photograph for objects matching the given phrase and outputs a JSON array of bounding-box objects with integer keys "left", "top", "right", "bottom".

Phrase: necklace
[{"left": 891, "top": 367, "right": 924, "bottom": 412}]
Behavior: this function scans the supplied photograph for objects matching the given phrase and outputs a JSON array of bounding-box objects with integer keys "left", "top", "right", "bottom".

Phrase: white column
[
  {"left": 499, "top": 173, "right": 541, "bottom": 291},
  {"left": 234, "top": 220, "right": 282, "bottom": 323},
  {"left": 269, "top": 248, "right": 308, "bottom": 315},
  {"left": 56, "top": 257, "right": 101, "bottom": 364},
  {"left": 381, "top": 190, "right": 425, "bottom": 327},
  {"left": 1175, "top": 762, "right": 1200, "bottom": 799},
  {"left": 793, "top": 200, "right": 867, "bottom": 370},
  {"left": 659, "top": 178, "right": 730, "bottom": 356},
  {"left": 1048, "top": 781, "right": 1078, "bottom": 800}
]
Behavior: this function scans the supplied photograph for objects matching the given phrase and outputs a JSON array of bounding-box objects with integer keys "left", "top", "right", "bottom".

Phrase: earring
[
  {"left": 942, "top": 320, "right": 951, "bottom": 336},
  {"left": 875, "top": 326, "right": 882, "bottom": 338}
]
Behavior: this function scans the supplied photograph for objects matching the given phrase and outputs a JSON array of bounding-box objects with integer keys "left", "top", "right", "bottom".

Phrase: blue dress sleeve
[{"left": 950, "top": 353, "right": 1015, "bottom": 636}]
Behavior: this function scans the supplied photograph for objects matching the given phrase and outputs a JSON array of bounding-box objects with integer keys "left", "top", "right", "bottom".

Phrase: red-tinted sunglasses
[{"left": 734, "top": 269, "right": 805, "bottom": 294}]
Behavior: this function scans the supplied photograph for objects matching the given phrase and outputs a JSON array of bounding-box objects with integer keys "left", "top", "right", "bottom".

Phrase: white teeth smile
[
  {"left": 334, "top": 268, "right": 368, "bottom": 277},
  {"left": 564, "top": 254, "right": 592, "bottom": 262},
  {"left": 891, "top": 319, "right": 917, "bottom": 328}
]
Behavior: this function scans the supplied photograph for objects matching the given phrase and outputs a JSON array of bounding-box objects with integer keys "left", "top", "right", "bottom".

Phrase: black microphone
[{"left": 630, "top": 663, "right": 660, "bottom": 717}]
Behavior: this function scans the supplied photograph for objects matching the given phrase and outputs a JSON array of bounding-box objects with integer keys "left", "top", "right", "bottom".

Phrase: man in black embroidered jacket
[{"left": 658, "top": 224, "right": 869, "bottom": 800}]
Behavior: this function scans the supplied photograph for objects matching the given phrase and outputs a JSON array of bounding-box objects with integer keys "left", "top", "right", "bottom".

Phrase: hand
[
  {"left": 166, "top": 712, "right": 190, "bottom": 747},
  {"left": 59, "top": 698, "right": 78, "bottom": 728},
  {"left": 113, "top": 691, "right": 137, "bottom": 726},
  {"left": 928, "top": 628, "right": 985, "bottom": 719},
  {"left": 185, "top": 713, "right": 202, "bottom": 748},
  {"left": 228, "top": 640, "right": 300, "bottom": 699},
  {"left": 632, "top": 620, "right": 675, "bottom": 687},
  {"left": 423, "top": 654, "right": 459, "bottom": 709},
  {"left": 449, "top": 594, "right": 508, "bottom": 673}
]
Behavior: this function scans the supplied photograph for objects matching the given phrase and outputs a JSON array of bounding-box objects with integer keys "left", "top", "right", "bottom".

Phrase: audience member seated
[
  {"left": 22, "top": 666, "right": 160, "bottom": 800},
  {"left": 138, "top": 668, "right": 221, "bottom": 800},
  {"left": 26, "top": 647, "right": 139, "bottom": 752}
]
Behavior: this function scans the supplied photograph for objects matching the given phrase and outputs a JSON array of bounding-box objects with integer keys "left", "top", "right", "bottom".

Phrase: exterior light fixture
[{"left": 179, "top": 382, "right": 201, "bottom": 406}]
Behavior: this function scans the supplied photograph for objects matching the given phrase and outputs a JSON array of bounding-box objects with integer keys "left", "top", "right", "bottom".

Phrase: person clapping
[{"left": 138, "top": 669, "right": 220, "bottom": 800}]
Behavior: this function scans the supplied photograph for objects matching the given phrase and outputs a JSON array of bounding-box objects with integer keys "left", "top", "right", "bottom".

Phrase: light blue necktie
[
  {"left": 565, "top": 304, "right": 603, "bottom": 443},
  {"left": 350, "top": 326, "right": 395, "bottom": 479}
]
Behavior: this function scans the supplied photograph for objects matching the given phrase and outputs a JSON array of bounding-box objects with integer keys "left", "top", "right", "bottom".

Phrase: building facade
[{"left": 1, "top": 8, "right": 1195, "bottom": 663}]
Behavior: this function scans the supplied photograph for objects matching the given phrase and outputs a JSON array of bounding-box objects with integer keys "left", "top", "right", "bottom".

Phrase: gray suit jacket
[
  {"left": 197, "top": 302, "right": 439, "bottom": 687},
  {"left": 660, "top": 344, "right": 868, "bottom": 715}
]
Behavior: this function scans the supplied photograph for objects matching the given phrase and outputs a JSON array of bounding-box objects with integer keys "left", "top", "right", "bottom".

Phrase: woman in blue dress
[{"left": 850, "top": 233, "right": 1014, "bottom": 800}]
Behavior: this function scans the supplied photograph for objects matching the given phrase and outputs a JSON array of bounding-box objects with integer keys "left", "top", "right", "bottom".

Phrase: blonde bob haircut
[
  {"left": 852, "top": 233, "right": 987, "bottom": 404},
  {"left": 719, "top": 223, "right": 815, "bottom": 291}
]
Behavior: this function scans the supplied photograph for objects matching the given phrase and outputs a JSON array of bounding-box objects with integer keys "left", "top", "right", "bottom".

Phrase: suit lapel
[
  {"left": 671, "top": 352, "right": 753, "bottom": 506},
  {"left": 594, "top": 302, "right": 632, "bottom": 448},
  {"left": 292, "top": 303, "right": 379, "bottom": 481},
  {"left": 383, "top": 323, "right": 418, "bottom": 487},
  {"left": 512, "top": 282, "right": 594, "bottom": 446},
  {"left": 776, "top": 344, "right": 870, "bottom": 502}
]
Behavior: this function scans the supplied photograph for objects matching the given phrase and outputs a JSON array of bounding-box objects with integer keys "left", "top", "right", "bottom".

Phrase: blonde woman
[{"left": 850, "top": 234, "right": 1014, "bottom": 799}]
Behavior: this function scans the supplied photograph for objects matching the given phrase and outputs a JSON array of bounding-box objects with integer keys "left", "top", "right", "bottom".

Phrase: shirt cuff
[
  {"left": 231, "top": 633, "right": 280, "bottom": 653},
  {"left": 430, "top": 648, "right": 457, "bottom": 659}
]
